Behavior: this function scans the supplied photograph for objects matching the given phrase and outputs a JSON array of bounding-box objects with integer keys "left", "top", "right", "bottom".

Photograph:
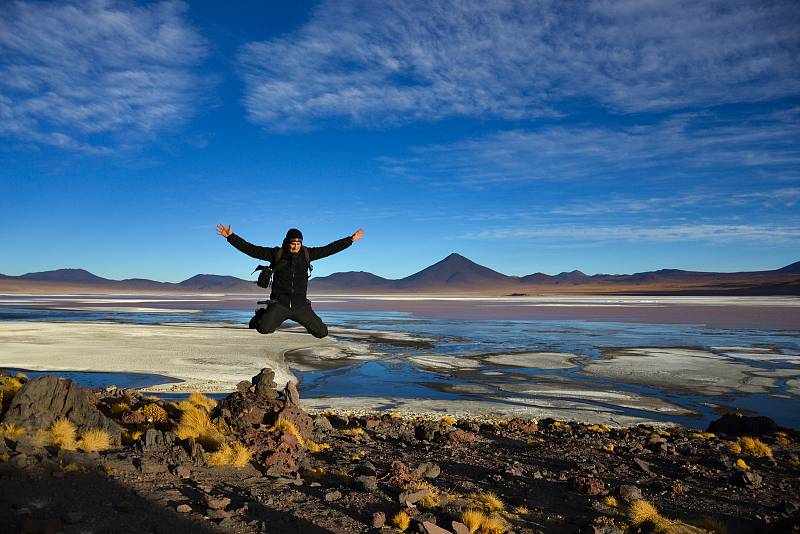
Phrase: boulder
[
  {"left": 568, "top": 476, "right": 606, "bottom": 496},
  {"left": 3, "top": 376, "right": 122, "bottom": 443},
  {"left": 707, "top": 414, "right": 779, "bottom": 437}
]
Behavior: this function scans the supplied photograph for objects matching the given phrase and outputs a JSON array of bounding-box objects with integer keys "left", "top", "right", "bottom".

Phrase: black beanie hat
[{"left": 285, "top": 228, "right": 303, "bottom": 241}]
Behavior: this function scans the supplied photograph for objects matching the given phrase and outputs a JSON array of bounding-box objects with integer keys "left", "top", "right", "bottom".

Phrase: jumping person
[{"left": 216, "top": 224, "right": 364, "bottom": 338}]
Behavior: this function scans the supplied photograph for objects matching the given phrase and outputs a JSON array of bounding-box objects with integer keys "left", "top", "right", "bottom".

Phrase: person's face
[{"left": 289, "top": 239, "right": 302, "bottom": 254}]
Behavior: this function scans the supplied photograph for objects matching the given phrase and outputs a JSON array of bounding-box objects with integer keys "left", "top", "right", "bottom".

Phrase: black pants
[{"left": 250, "top": 300, "right": 329, "bottom": 338}]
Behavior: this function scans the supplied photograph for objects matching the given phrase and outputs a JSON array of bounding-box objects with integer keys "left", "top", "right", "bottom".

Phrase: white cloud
[
  {"left": 237, "top": 0, "right": 800, "bottom": 130},
  {"left": 381, "top": 107, "right": 800, "bottom": 186},
  {"left": 0, "top": 0, "right": 207, "bottom": 151},
  {"left": 463, "top": 223, "right": 800, "bottom": 244}
]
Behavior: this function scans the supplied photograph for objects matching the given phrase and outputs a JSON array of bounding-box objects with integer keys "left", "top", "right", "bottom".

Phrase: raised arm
[
  {"left": 217, "top": 223, "right": 276, "bottom": 262},
  {"left": 308, "top": 228, "right": 364, "bottom": 261}
]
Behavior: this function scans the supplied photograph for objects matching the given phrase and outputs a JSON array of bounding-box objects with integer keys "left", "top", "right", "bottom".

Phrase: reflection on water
[{"left": 2, "top": 302, "right": 799, "bottom": 428}]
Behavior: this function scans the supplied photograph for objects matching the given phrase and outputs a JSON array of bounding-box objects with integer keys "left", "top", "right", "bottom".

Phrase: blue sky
[{"left": 1, "top": 0, "right": 799, "bottom": 282}]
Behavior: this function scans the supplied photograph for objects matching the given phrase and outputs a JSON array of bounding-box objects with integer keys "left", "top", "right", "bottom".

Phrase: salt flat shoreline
[{"left": 3, "top": 318, "right": 799, "bottom": 428}]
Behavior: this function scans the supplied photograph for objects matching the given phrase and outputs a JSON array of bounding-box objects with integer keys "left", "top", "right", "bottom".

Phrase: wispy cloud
[
  {"left": 0, "top": 0, "right": 208, "bottom": 152},
  {"left": 381, "top": 107, "right": 800, "bottom": 186},
  {"left": 237, "top": 0, "right": 800, "bottom": 130},
  {"left": 462, "top": 223, "right": 800, "bottom": 245}
]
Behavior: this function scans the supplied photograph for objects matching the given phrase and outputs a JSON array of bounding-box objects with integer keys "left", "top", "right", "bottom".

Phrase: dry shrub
[
  {"left": 207, "top": 442, "right": 252, "bottom": 467},
  {"left": 142, "top": 403, "right": 168, "bottom": 423},
  {"left": 50, "top": 418, "right": 77, "bottom": 450},
  {"left": 0, "top": 423, "right": 25, "bottom": 440},
  {"left": 175, "top": 404, "right": 223, "bottom": 451},
  {"left": 391, "top": 511, "right": 410, "bottom": 531},
  {"left": 737, "top": 436, "right": 773, "bottom": 458},
  {"left": 340, "top": 427, "right": 365, "bottom": 437},
  {"left": 31, "top": 429, "right": 51, "bottom": 447},
  {"left": 601, "top": 443, "right": 615, "bottom": 453},
  {"left": 306, "top": 440, "right": 330, "bottom": 453},
  {"left": 405, "top": 480, "right": 439, "bottom": 508},
  {"left": 469, "top": 491, "right": 504, "bottom": 512},
  {"left": 479, "top": 514, "right": 508, "bottom": 534},
  {"left": 672, "top": 481, "right": 684, "bottom": 495},
  {"left": 628, "top": 499, "right": 674, "bottom": 532},
  {"left": 689, "top": 432, "right": 715, "bottom": 439},
  {"left": 188, "top": 392, "right": 217, "bottom": 411},
  {"left": 512, "top": 505, "right": 529, "bottom": 515},
  {"left": 110, "top": 402, "right": 130, "bottom": 416},
  {"left": 79, "top": 429, "right": 111, "bottom": 452},
  {"left": 586, "top": 424, "right": 610, "bottom": 432},
  {"left": 603, "top": 495, "right": 618, "bottom": 508},
  {"left": 461, "top": 509, "right": 486, "bottom": 534},
  {"left": 735, "top": 458, "right": 750, "bottom": 470},
  {"left": 440, "top": 416, "right": 457, "bottom": 426}
]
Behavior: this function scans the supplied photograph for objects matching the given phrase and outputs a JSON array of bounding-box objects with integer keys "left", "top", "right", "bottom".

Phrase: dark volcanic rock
[
  {"left": 142, "top": 429, "right": 176, "bottom": 450},
  {"left": 568, "top": 476, "right": 606, "bottom": 496},
  {"left": 3, "top": 376, "right": 122, "bottom": 443},
  {"left": 707, "top": 414, "right": 780, "bottom": 437}
]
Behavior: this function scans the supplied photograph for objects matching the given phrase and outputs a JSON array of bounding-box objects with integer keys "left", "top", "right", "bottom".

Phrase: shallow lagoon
[{"left": 1, "top": 296, "right": 799, "bottom": 428}]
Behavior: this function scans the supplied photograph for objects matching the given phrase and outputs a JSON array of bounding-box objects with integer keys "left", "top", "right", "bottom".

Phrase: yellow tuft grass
[
  {"left": 672, "top": 481, "right": 684, "bottom": 495},
  {"left": 207, "top": 442, "right": 252, "bottom": 467},
  {"left": 601, "top": 443, "right": 615, "bottom": 453},
  {"left": 689, "top": 432, "right": 715, "bottom": 440},
  {"left": 141, "top": 403, "right": 169, "bottom": 423},
  {"left": 175, "top": 404, "right": 224, "bottom": 451},
  {"left": 0, "top": 423, "right": 25, "bottom": 440},
  {"left": 512, "top": 505, "right": 529, "bottom": 516},
  {"left": 1, "top": 376, "right": 23, "bottom": 395},
  {"left": 110, "top": 402, "right": 130, "bottom": 416},
  {"left": 31, "top": 429, "right": 51, "bottom": 447},
  {"left": 775, "top": 434, "right": 791, "bottom": 446},
  {"left": 627, "top": 499, "right": 674, "bottom": 531},
  {"left": 391, "top": 510, "right": 410, "bottom": 531},
  {"left": 50, "top": 418, "right": 77, "bottom": 450},
  {"left": 728, "top": 441, "right": 742, "bottom": 454},
  {"left": 735, "top": 436, "right": 773, "bottom": 458},
  {"left": 306, "top": 440, "right": 330, "bottom": 453},
  {"left": 304, "top": 466, "right": 326, "bottom": 479},
  {"left": 469, "top": 491, "right": 504, "bottom": 512},
  {"left": 461, "top": 509, "right": 486, "bottom": 534},
  {"left": 340, "top": 427, "right": 365, "bottom": 437},
  {"left": 0, "top": 452, "right": 9, "bottom": 462},
  {"left": 404, "top": 481, "right": 439, "bottom": 508},
  {"left": 390, "top": 411, "right": 403, "bottom": 419},
  {"left": 586, "top": 424, "right": 610, "bottom": 432},
  {"left": 79, "top": 429, "right": 112, "bottom": 452},
  {"left": 603, "top": 495, "right": 618, "bottom": 508},
  {"left": 188, "top": 392, "right": 217, "bottom": 411},
  {"left": 440, "top": 416, "right": 457, "bottom": 426},
  {"left": 789, "top": 457, "right": 800, "bottom": 469},
  {"left": 479, "top": 514, "right": 508, "bottom": 534},
  {"left": 62, "top": 462, "right": 80, "bottom": 473},
  {"left": 735, "top": 458, "right": 750, "bottom": 470}
]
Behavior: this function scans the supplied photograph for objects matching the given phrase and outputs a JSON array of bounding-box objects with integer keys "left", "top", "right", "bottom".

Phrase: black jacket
[{"left": 227, "top": 233, "right": 353, "bottom": 307}]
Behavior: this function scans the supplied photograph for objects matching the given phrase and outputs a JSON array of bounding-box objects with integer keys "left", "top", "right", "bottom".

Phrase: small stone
[
  {"left": 617, "top": 485, "right": 643, "bottom": 502},
  {"left": 399, "top": 488, "right": 430, "bottom": 505},
  {"left": 176, "top": 504, "right": 192, "bottom": 513},
  {"left": 10, "top": 453, "right": 28, "bottom": 469},
  {"left": 452, "top": 521, "right": 470, "bottom": 534},
  {"left": 422, "top": 521, "right": 450, "bottom": 534},
  {"left": 207, "top": 508, "right": 233, "bottom": 520},
  {"left": 236, "top": 380, "right": 251, "bottom": 394},
  {"left": 174, "top": 465, "right": 191, "bottom": 478},
  {"left": 633, "top": 458, "right": 654, "bottom": 474},
  {"left": 324, "top": 490, "right": 342, "bottom": 502},
  {"left": 414, "top": 462, "right": 441, "bottom": 479},
  {"left": 568, "top": 476, "right": 606, "bottom": 496},
  {"left": 355, "top": 460, "right": 378, "bottom": 476},
  {"left": 447, "top": 429, "right": 477, "bottom": 444},
  {"left": 736, "top": 470, "right": 763, "bottom": 487},
  {"left": 372, "top": 511, "right": 386, "bottom": 528},
  {"left": 356, "top": 475, "right": 378, "bottom": 492},
  {"left": 205, "top": 495, "right": 231, "bottom": 510}
]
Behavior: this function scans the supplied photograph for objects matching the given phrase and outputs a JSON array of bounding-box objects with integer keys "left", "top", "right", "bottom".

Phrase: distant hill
[
  {"left": 1, "top": 258, "right": 799, "bottom": 295},
  {"left": 393, "top": 253, "right": 518, "bottom": 290}
]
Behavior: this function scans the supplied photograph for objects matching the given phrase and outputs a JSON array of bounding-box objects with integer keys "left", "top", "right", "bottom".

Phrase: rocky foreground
[{"left": 0, "top": 370, "right": 799, "bottom": 534}]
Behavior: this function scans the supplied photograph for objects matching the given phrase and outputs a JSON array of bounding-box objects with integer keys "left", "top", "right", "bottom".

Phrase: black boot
[{"left": 248, "top": 308, "right": 266, "bottom": 329}]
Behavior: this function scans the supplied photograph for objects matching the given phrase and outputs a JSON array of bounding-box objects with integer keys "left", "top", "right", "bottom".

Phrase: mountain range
[{"left": 1, "top": 253, "right": 799, "bottom": 295}]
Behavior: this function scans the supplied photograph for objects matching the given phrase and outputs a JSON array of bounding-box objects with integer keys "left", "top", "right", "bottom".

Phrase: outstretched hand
[
  {"left": 351, "top": 228, "right": 365, "bottom": 242},
  {"left": 216, "top": 224, "right": 232, "bottom": 238}
]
